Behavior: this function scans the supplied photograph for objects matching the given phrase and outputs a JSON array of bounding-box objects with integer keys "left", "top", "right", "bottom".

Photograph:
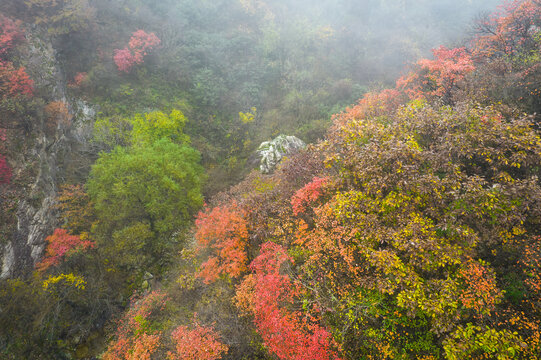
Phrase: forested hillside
[{"left": 0, "top": 0, "right": 540, "bottom": 359}]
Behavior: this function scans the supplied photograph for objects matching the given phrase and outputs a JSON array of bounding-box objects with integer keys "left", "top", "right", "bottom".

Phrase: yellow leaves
[
  {"left": 251, "top": 174, "right": 276, "bottom": 194},
  {"left": 368, "top": 250, "right": 416, "bottom": 294},
  {"left": 496, "top": 171, "right": 514, "bottom": 183},
  {"left": 444, "top": 324, "right": 524, "bottom": 360},
  {"left": 42, "top": 273, "right": 86, "bottom": 291},
  {"left": 317, "top": 25, "right": 334, "bottom": 40},
  {"left": 399, "top": 98, "right": 428, "bottom": 118},
  {"left": 406, "top": 136, "right": 422, "bottom": 152},
  {"left": 131, "top": 109, "right": 189, "bottom": 146},
  {"left": 239, "top": 107, "right": 257, "bottom": 124}
]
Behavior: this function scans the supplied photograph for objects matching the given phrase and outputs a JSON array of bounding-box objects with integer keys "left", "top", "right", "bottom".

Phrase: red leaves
[
  {"left": 291, "top": 177, "right": 329, "bottom": 216},
  {"left": 6, "top": 66, "right": 33, "bottom": 96},
  {"left": 68, "top": 72, "right": 88, "bottom": 88},
  {"left": 472, "top": 0, "right": 541, "bottom": 58},
  {"left": 0, "top": 14, "right": 24, "bottom": 56},
  {"left": 237, "top": 242, "right": 342, "bottom": 360},
  {"left": 0, "top": 14, "right": 32, "bottom": 98},
  {"left": 114, "top": 30, "right": 160, "bottom": 73},
  {"left": 0, "top": 144, "right": 11, "bottom": 184},
  {"left": 36, "top": 228, "right": 94, "bottom": 271},
  {"left": 195, "top": 202, "right": 249, "bottom": 283},
  {"left": 396, "top": 46, "right": 475, "bottom": 100},
  {"left": 0, "top": 59, "right": 33, "bottom": 99},
  {"left": 103, "top": 291, "right": 167, "bottom": 360},
  {"left": 113, "top": 48, "right": 135, "bottom": 73},
  {"left": 168, "top": 322, "right": 228, "bottom": 360},
  {"left": 129, "top": 333, "right": 161, "bottom": 360},
  {"left": 129, "top": 30, "right": 161, "bottom": 63},
  {"left": 459, "top": 260, "right": 503, "bottom": 317}
]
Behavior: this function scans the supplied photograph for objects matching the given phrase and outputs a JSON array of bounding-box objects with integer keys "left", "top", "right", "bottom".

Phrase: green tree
[
  {"left": 131, "top": 109, "right": 189, "bottom": 146},
  {"left": 24, "top": 0, "right": 96, "bottom": 35},
  {"left": 87, "top": 138, "right": 204, "bottom": 276}
]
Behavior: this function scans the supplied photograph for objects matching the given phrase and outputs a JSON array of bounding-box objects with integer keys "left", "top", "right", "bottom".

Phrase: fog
[{"left": 0, "top": 0, "right": 508, "bottom": 184}]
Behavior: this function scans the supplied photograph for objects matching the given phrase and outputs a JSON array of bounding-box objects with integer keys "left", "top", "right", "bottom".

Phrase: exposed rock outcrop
[
  {"left": 256, "top": 135, "right": 305, "bottom": 174},
  {"left": 0, "top": 30, "right": 95, "bottom": 278}
]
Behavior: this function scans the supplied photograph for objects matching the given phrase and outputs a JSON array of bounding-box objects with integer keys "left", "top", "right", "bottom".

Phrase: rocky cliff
[{"left": 0, "top": 29, "right": 95, "bottom": 278}]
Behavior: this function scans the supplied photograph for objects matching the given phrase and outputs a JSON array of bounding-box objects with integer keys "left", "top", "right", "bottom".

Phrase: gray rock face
[
  {"left": 0, "top": 30, "right": 96, "bottom": 279},
  {"left": 257, "top": 135, "right": 305, "bottom": 174}
]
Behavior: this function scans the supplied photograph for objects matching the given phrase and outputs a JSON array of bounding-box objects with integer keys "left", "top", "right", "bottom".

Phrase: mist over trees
[{"left": 0, "top": 0, "right": 540, "bottom": 359}]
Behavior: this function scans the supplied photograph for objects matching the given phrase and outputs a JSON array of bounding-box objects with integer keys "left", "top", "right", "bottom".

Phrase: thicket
[
  {"left": 154, "top": 1, "right": 539, "bottom": 359},
  {"left": 0, "top": 0, "right": 540, "bottom": 359}
]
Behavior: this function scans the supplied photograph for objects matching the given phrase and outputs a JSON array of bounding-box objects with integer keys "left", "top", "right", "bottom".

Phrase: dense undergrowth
[{"left": 0, "top": 0, "right": 540, "bottom": 359}]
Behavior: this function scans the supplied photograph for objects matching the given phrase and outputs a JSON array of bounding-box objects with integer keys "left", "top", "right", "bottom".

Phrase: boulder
[{"left": 256, "top": 135, "right": 305, "bottom": 174}]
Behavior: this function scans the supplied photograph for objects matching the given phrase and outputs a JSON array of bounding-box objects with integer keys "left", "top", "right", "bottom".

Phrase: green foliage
[
  {"left": 443, "top": 324, "right": 523, "bottom": 360},
  {"left": 131, "top": 109, "right": 189, "bottom": 146},
  {"left": 92, "top": 115, "right": 132, "bottom": 150},
  {"left": 190, "top": 99, "right": 541, "bottom": 360},
  {"left": 87, "top": 138, "right": 204, "bottom": 274},
  {"left": 24, "top": 0, "right": 96, "bottom": 35},
  {"left": 4, "top": 1, "right": 541, "bottom": 359},
  {"left": 93, "top": 109, "right": 190, "bottom": 150}
]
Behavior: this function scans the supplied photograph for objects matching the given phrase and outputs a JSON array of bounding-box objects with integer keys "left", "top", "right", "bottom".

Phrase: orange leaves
[
  {"left": 103, "top": 291, "right": 167, "bottom": 360},
  {"left": 397, "top": 46, "right": 475, "bottom": 101},
  {"left": 459, "top": 260, "right": 503, "bottom": 317},
  {"left": 195, "top": 202, "right": 249, "bottom": 283},
  {"left": 168, "top": 322, "right": 228, "bottom": 360},
  {"left": 36, "top": 228, "right": 94, "bottom": 271},
  {"left": 472, "top": 0, "right": 541, "bottom": 58},
  {"left": 0, "top": 14, "right": 24, "bottom": 56},
  {"left": 331, "top": 88, "right": 403, "bottom": 128},
  {"left": 332, "top": 46, "right": 475, "bottom": 128},
  {"left": 419, "top": 46, "right": 475, "bottom": 90},
  {"left": 291, "top": 176, "right": 329, "bottom": 216},
  {"left": 44, "top": 100, "right": 72, "bottom": 132},
  {"left": 68, "top": 71, "right": 88, "bottom": 88},
  {"left": 128, "top": 333, "right": 160, "bottom": 360},
  {"left": 0, "top": 15, "right": 33, "bottom": 98},
  {"left": 0, "top": 60, "right": 33, "bottom": 98},
  {"left": 103, "top": 291, "right": 229, "bottom": 360},
  {"left": 521, "top": 236, "right": 541, "bottom": 298}
]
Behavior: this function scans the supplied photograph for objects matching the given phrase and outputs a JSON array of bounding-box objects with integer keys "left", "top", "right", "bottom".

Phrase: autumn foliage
[
  {"left": 0, "top": 128, "right": 10, "bottom": 184},
  {"left": 458, "top": 260, "right": 503, "bottom": 317},
  {"left": 168, "top": 322, "right": 228, "bottom": 360},
  {"left": 192, "top": 35, "right": 541, "bottom": 356},
  {"left": 0, "top": 14, "right": 23, "bottom": 55},
  {"left": 291, "top": 176, "right": 329, "bottom": 216},
  {"left": 4, "top": 1, "right": 537, "bottom": 359},
  {"left": 114, "top": 30, "right": 160, "bottom": 73},
  {"left": 0, "top": 14, "right": 33, "bottom": 98},
  {"left": 36, "top": 228, "right": 94, "bottom": 271},
  {"left": 103, "top": 291, "right": 167, "bottom": 360},
  {"left": 45, "top": 101, "right": 72, "bottom": 132},
  {"left": 68, "top": 71, "right": 88, "bottom": 88},
  {"left": 0, "top": 153, "right": 11, "bottom": 184},
  {"left": 472, "top": 0, "right": 541, "bottom": 58},
  {"left": 195, "top": 202, "right": 249, "bottom": 283},
  {"left": 396, "top": 46, "right": 475, "bottom": 102},
  {"left": 237, "top": 242, "right": 342, "bottom": 360},
  {"left": 56, "top": 184, "right": 94, "bottom": 235}
]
